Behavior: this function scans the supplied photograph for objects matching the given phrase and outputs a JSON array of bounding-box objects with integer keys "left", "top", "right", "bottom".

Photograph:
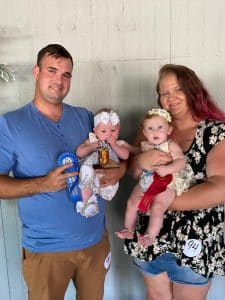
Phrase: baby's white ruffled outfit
[{"left": 76, "top": 133, "right": 125, "bottom": 217}]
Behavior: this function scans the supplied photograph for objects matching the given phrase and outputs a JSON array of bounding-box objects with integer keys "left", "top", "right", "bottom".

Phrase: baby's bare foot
[
  {"left": 137, "top": 234, "right": 154, "bottom": 247},
  {"left": 115, "top": 229, "right": 134, "bottom": 239}
]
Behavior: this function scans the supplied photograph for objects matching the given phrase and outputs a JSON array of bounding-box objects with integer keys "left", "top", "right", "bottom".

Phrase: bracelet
[
  {"left": 143, "top": 234, "right": 154, "bottom": 240},
  {"left": 121, "top": 228, "right": 134, "bottom": 234}
]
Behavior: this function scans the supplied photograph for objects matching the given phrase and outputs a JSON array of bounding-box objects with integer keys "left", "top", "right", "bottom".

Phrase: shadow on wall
[
  {"left": 117, "top": 74, "right": 157, "bottom": 142},
  {"left": 103, "top": 72, "right": 158, "bottom": 299},
  {"left": 111, "top": 72, "right": 158, "bottom": 222}
]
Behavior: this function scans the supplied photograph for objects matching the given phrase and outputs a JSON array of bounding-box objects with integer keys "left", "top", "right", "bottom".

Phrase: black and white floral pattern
[{"left": 124, "top": 120, "right": 225, "bottom": 277}]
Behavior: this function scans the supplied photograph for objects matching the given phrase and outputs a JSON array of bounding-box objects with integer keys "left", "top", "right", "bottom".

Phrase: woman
[{"left": 124, "top": 64, "right": 225, "bottom": 300}]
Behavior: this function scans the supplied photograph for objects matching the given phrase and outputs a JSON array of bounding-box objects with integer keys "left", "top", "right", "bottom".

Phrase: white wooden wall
[{"left": 0, "top": 1, "right": 225, "bottom": 299}]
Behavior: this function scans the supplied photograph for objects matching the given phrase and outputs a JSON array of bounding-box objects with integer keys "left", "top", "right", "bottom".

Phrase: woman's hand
[
  {"left": 153, "top": 165, "right": 170, "bottom": 177},
  {"left": 128, "top": 149, "right": 172, "bottom": 179},
  {"left": 138, "top": 149, "right": 172, "bottom": 169}
]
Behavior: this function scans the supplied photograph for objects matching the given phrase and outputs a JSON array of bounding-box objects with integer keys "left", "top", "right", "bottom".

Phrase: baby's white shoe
[{"left": 76, "top": 195, "right": 99, "bottom": 218}]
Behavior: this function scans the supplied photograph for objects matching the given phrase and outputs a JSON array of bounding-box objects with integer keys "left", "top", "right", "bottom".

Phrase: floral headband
[
  {"left": 94, "top": 110, "right": 120, "bottom": 127},
  {"left": 148, "top": 108, "right": 172, "bottom": 123}
]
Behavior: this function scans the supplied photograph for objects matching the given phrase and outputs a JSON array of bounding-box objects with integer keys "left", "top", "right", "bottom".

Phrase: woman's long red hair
[{"left": 156, "top": 64, "right": 225, "bottom": 121}]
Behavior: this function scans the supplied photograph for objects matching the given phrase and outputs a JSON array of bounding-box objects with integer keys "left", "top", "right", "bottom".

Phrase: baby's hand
[
  {"left": 153, "top": 165, "right": 169, "bottom": 177},
  {"left": 106, "top": 136, "right": 117, "bottom": 145}
]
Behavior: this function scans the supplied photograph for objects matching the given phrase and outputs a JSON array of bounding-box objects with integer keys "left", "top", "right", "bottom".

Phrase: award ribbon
[{"left": 57, "top": 152, "right": 82, "bottom": 203}]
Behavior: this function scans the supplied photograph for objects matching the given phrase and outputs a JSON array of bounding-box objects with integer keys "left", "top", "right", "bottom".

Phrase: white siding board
[
  {"left": 1, "top": 201, "right": 25, "bottom": 300},
  {"left": 0, "top": 1, "right": 225, "bottom": 299},
  {"left": 0, "top": 201, "right": 11, "bottom": 300},
  {"left": 154, "top": 0, "right": 171, "bottom": 60}
]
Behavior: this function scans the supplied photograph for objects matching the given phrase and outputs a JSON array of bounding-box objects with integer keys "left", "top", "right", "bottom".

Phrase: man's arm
[
  {"left": 96, "top": 160, "right": 127, "bottom": 187},
  {"left": 0, "top": 164, "right": 78, "bottom": 199}
]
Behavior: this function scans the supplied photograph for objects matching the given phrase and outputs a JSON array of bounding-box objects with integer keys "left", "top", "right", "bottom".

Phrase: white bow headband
[
  {"left": 94, "top": 110, "right": 120, "bottom": 127},
  {"left": 148, "top": 108, "right": 172, "bottom": 123}
]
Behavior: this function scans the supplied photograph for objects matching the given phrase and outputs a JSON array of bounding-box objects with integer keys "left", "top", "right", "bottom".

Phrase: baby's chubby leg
[
  {"left": 115, "top": 184, "right": 143, "bottom": 239},
  {"left": 138, "top": 188, "right": 175, "bottom": 247},
  {"left": 76, "top": 165, "right": 99, "bottom": 218},
  {"left": 78, "top": 164, "right": 95, "bottom": 202}
]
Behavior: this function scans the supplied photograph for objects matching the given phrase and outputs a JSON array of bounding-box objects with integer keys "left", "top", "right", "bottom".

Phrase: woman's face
[{"left": 158, "top": 73, "right": 189, "bottom": 118}]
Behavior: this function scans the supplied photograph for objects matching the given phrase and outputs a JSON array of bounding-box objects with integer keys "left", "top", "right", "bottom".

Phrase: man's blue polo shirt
[{"left": 0, "top": 102, "right": 106, "bottom": 252}]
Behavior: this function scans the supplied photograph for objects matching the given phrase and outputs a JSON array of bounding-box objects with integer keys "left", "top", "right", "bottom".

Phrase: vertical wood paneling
[
  {"left": 0, "top": 1, "right": 225, "bottom": 299},
  {"left": 0, "top": 202, "right": 11, "bottom": 300},
  {"left": 207, "top": 277, "right": 225, "bottom": 299},
  {"left": 217, "top": 56, "right": 225, "bottom": 108},
  {"left": 1, "top": 201, "right": 26, "bottom": 300},
  {"left": 72, "top": 0, "right": 95, "bottom": 61},
  {"left": 154, "top": 0, "right": 171, "bottom": 60}
]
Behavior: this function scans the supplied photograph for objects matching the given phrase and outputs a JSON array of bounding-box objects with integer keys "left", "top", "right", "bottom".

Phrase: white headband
[
  {"left": 94, "top": 110, "right": 120, "bottom": 127},
  {"left": 148, "top": 108, "right": 172, "bottom": 123}
]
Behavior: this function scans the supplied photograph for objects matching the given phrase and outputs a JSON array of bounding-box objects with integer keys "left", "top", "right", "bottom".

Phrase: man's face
[{"left": 33, "top": 54, "right": 73, "bottom": 106}]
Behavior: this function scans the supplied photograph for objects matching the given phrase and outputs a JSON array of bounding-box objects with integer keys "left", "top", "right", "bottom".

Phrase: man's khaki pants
[{"left": 22, "top": 232, "right": 110, "bottom": 300}]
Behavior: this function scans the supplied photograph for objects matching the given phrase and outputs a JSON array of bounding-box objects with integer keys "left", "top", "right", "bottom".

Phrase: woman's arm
[
  {"left": 127, "top": 127, "right": 173, "bottom": 179},
  {"left": 0, "top": 164, "right": 78, "bottom": 199},
  {"left": 128, "top": 149, "right": 173, "bottom": 180},
  {"left": 154, "top": 141, "right": 186, "bottom": 176},
  {"left": 170, "top": 139, "right": 225, "bottom": 210}
]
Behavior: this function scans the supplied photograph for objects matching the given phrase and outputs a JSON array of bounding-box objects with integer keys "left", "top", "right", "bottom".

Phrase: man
[{"left": 0, "top": 44, "right": 125, "bottom": 300}]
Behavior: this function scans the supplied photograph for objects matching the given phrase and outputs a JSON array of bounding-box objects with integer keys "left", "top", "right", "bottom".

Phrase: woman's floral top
[{"left": 124, "top": 120, "right": 225, "bottom": 278}]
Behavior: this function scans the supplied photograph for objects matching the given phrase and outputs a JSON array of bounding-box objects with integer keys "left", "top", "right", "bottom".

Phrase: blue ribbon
[{"left": 57, "top": 152, "right": 82, "bottom": 203}]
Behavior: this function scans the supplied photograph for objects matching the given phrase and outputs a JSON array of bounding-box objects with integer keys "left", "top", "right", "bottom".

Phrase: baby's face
[
  {"left": 143, "top": 115, "right": 172, "bottom": 145},
  {"left": 94, "top": 122, "right": 120, "bottom": 141}
]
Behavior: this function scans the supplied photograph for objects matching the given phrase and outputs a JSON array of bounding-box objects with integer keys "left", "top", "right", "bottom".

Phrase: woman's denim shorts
[{"left": 133, "top": 252, "right": 210, "bottom": 286}]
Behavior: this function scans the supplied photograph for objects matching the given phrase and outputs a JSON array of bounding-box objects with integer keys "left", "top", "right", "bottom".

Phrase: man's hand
[
  {"left": 44, "top": 164, "right": 79, "bottom": 192},
  {"left": 0, "top": 164, "right": 79, "bottom": 199},
  {"left": 95, "top": 161, "right": 127, "bottom": 187}
]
